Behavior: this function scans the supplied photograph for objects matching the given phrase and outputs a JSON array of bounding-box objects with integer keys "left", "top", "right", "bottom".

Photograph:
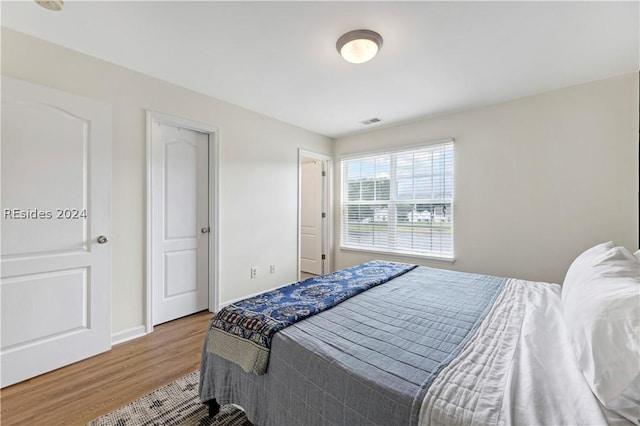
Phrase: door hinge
[
  {"left": 321, "top": 212, "right": 326, "bottom": 218},
  {"left": 322, "top": 171, "right": 326, "bottom": 177},
  {"left": 321, "top": 254, "right": 326, "bottom": 260}
]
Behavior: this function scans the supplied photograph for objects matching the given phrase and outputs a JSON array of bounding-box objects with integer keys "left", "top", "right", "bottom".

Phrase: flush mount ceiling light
[
  {"left": 34, "top": 0, "right": 63, "bottom": 11},
  {"left": 336, "top": 29, "right": 383, "bottom": 64}
]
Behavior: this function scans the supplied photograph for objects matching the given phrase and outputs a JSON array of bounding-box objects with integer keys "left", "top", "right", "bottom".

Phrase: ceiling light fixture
[
  {"left": 34, "top": 0, "right": 63, "bottom": 11},
  {"left": 336, "top": 29, "right": 383, "bottom": 64}
]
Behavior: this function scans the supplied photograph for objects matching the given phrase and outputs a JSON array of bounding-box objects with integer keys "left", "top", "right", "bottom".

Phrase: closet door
[{"left": 149, "top": 119, "right": 210, "bottom": 325}]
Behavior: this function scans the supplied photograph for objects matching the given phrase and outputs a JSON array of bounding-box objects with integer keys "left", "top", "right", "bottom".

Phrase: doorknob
[
  {"left": 97, "top": 235, "right": 109, "bottom": 244},
  {"left": 201, "top": 227, "right": 210, "bottom": 234}
]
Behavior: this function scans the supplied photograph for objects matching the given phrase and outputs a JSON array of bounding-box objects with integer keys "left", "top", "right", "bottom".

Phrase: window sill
[{"left": 339, "top": 245, "right": 456, "bottom": 264}]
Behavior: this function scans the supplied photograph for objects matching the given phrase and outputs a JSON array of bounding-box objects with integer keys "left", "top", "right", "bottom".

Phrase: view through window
[{"left": 340, "top": 141, "right": 454, "bottom": 258}]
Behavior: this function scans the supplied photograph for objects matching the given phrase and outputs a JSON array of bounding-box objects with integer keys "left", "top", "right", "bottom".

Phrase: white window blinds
[{"left": 340, "top": 141, "right": 454, "bottom": 259}]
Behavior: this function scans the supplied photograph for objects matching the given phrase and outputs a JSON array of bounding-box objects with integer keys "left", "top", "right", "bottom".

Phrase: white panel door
[
  {"left": 300, "top": 160, "right": 324, "bottom": 275},
  {"left": 150, "top": 121, "right": 209, "bottom": 325},
  {"left": 1, "top": 77, "right": 111, "bottom": 387}
]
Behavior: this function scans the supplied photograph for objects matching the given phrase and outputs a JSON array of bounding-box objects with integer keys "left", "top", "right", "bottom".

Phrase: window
[{"left": 340, "top": 140, "right": 454, "bottom": 259}]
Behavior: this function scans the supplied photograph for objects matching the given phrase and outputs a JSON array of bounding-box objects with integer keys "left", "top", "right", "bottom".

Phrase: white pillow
[
  {"left": 562, "top": 244, "right": 640, "bottom": 424},
  {"left": 635, "top": 249, "right": 640, "bottom": 262},
  {"left": 561, "top": 241, "right": 615, "bottom": 304}
]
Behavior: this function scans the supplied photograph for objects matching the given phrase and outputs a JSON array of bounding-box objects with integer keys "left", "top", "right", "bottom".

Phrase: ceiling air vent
[{"left": 360, "top": 117, "right": 382, "bottom": 125}]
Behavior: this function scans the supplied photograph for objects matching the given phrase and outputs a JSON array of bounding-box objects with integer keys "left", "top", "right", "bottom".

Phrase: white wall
[
  {"left": 334, "top": 73, "right": 639, "bottom": 284},
  {"left": 1, "top": 28, "right": 333, "bottom": 335}
]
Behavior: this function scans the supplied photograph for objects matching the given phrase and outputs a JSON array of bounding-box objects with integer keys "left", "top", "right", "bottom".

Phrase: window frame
[{"left": 339, "top": 139, "right": 455, "bottom": 262}]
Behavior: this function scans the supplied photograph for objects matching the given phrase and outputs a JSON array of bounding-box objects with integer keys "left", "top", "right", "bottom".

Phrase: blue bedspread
[
  {"left": 207, "top": 260, "right": 417, "bottom": 374},
  {"left": 201, "top": 266, "right": 508, "bottom": 425}
]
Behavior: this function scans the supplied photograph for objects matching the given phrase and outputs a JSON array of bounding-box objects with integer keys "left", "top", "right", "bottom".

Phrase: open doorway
[{"left": 298, "top": 150, "right": 332, "bottom": 280}]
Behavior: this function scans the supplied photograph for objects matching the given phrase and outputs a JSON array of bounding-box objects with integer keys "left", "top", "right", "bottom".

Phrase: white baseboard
[{"left": 111, "top": 325, "right": 147, "bottom": 346}]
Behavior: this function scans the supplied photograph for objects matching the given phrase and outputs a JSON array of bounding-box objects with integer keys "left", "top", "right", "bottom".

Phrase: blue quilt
[
  {"left": 207, "top": 260, "right": 417, "bottom": 374},
  {"left": 200, "top": 266, "right": 509, "bottom": 424}
]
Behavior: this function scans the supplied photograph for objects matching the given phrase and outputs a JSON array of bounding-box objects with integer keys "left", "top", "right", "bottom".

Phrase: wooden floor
[
  {"left": 0, "top": 310, "right": 213, "bottom": 426},
  {"left": 300, "top": 271, "right": 318, "bottom": 280}
]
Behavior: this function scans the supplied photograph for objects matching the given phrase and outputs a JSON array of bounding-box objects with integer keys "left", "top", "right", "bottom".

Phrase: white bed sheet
[{"left": 420, "top": 278, "right": 633, "bottom": 426}]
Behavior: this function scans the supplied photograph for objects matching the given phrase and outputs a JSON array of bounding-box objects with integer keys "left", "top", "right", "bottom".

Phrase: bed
[{"left": 199, "top": 243, "right": 639, "bottom": 426}]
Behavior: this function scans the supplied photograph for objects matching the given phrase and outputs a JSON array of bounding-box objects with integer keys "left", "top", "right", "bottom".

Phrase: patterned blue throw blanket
[{"left": 206, "top": 260, "right": 417, "bottom": 374}]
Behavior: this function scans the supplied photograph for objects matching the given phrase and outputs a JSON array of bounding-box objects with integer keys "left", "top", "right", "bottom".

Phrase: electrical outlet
[
  {"left": 270, "top": 264, "right": 276, "bottom": 274},
  {"left": 250, "top": 267, "right": 257, "bottom": 279}
]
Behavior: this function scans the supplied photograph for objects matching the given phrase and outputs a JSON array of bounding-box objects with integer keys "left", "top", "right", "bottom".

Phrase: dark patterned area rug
[{"left": 87, "top": 371, "right": 253, "bottom": 426}]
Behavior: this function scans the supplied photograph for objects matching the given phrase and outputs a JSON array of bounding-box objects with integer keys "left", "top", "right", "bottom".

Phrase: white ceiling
[{"left": 2, "top": 1, "right": 638, "bottom": 138}]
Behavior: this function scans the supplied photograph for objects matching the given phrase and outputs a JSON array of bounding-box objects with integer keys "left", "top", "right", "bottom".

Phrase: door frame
[
  {"left": 298, "top": 149, "right": 333, "bottom": 279},
  {"left": 145, "top": 111, "right": 219, "bottom": 333}
]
